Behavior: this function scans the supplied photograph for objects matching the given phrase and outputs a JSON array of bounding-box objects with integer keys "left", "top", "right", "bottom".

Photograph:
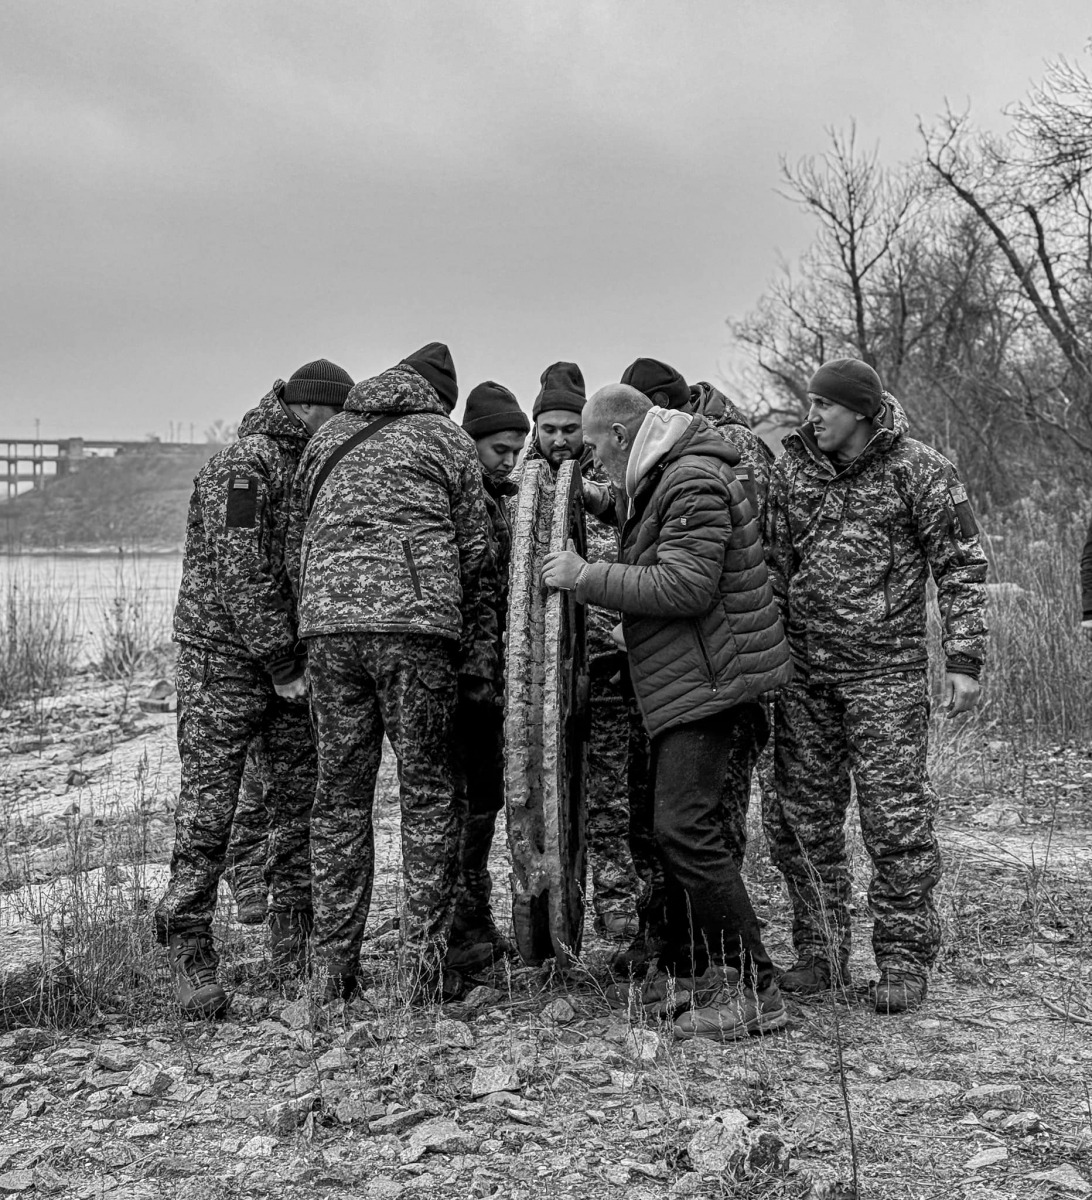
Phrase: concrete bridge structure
[{"left": 0, "top": 437, "right": 203, "bottom": 502}]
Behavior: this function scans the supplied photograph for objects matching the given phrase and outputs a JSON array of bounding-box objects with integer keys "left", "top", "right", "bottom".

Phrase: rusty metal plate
[{"left": 504, "top": 458, "right": 589, "bottom": 966}]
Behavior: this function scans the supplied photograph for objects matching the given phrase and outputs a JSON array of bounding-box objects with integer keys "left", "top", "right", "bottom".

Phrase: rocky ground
[{"left": 1, "top": 672, "right": 1092, "bottom": 1199}]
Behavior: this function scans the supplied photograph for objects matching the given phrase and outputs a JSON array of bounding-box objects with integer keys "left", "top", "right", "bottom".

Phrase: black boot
[
  {"left": 269, "top": 909, "right": 313, "bottom": 975},
  {"left": 167, "top": 931, "right": 229, "bottom": 1018},
  {"left": 450, "top": 813, "right": 515, "bottom": 963}
]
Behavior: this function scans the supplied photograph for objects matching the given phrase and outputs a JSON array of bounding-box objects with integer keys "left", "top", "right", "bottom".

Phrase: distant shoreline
[{"left": 0, "top": 545, "right": 184, "bottom": 558}]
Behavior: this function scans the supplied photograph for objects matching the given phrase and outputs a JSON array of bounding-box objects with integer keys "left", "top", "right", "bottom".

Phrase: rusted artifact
[{"left": 504, "top": 459, "right": 589, "bottom": 966}]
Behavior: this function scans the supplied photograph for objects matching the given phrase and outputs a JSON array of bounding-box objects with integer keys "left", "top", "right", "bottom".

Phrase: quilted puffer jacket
[{"left": 575, "top": 408, "right": 791, "bottom": 738}]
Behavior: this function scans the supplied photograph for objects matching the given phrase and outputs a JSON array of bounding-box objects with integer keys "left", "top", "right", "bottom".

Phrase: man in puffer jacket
[
  {"left": 620, "top": 357, "right": 775, "bottom": 870},
  {"left": 544, "top": 384, "right": 792, "bottom": 1041},
  {"left": 292, "top": 343, "right": 497, "bottom": 1004},
  {"left": 447, "top": 380, "right": 529, "bottom": 969},
  {"left": 160, "top": 359, "right": 352, "bottom": 1016},
  {"left": 764, "top": 358, "right": 988, "bottom": 1013}
]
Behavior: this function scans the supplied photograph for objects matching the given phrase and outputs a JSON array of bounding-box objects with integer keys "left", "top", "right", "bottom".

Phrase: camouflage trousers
[
  {"left": 155, "top": 646, "right": 316, "bottom": 943},
  {"left": 306, "top": 632, "right": 462, "bottom": 977},
  {"left": 224, "top": 745, "right": 268, "bottom": 903},
  {"left": 765, "top": 670, "right": 942, "bottom": 974},
  {"left": 586, "top": 661, "right": 655, "bottom": 921},
  {"left": 452, "top": 699, "right": 504, "bottom": 929}
]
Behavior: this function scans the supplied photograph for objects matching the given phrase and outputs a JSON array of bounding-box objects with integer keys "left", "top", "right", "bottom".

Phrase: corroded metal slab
[{"left": 504, "top": 459, "right": 588, "bottom": 966}]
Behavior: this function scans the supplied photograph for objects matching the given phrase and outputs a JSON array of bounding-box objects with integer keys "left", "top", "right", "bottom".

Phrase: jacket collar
[{"left": 237, "top": 386, "right": 310, "bottom": 444}]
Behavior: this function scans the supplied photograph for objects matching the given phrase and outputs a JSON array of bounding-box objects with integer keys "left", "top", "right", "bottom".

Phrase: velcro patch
[
  {"left": 225, "top": 474, "right": 258, "bottom": 528},
  {"left": 948, "top": 482, "right": 977, "bottom": 539}
]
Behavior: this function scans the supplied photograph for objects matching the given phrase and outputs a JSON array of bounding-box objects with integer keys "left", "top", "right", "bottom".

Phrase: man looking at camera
[{"left": 764, "top": 358, "right": 988, "bottom": 1013}]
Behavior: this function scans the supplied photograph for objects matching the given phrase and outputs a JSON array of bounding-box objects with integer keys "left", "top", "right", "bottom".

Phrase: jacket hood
[
  {"left": 689, "top": 382, "right": 753, "bottom": 430},
  {"left": 345, "top": 365, "right": 452, "bottom": 418},
  {"left": 237, "top": 385, "right": 310, "bottom": 444},
  {"left": 785, "top": 392, "right": 909, "bottom": 476},
  {"left": 626, "top": 406, "right": 741, "bottom": 498}
]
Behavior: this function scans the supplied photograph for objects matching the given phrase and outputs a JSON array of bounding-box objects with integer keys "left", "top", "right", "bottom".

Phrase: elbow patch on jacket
[
  {"left": 948, "top": 482, "right": 978, "bottom": 540},
  {"left": 226, "top": 475, "right": 258, "bottom": 528}
]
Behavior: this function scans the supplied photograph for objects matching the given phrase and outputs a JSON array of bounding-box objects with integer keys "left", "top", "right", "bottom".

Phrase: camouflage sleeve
[
  {"left": 208, "top": 446, "right": 303, "bottom": 685},
  {"left": 452, "top": 459, "right": 499, "bottom": 681},
  {"left": 763, "top": 460, "right": 791, "bottom": 624},
  {"left": 912, "top": 464, "right": 989, "bottom": 674},
  {"left": 284, "top": 442, "right": 314, "bottom": 601}
]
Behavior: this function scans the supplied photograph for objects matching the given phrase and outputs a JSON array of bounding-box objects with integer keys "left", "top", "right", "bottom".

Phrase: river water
[{"left": 0, "top": 552, "right": 183, "bottom": 663}]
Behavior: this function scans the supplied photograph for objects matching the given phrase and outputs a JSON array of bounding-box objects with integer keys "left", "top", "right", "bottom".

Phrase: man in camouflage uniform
[
  {"left": 621, "top": 357, "right": 775, "bottom": 869},
  {"left": 446, "top": 381, "right": 530, "bottom": 970},
  {"left": 159, "top": 359, "right": 353, "bottom": 1017},
  {"left": 517, "top": 362, "right": 650, "bottom": 942},
  {"left": 292, "top": 343, "right": 497, "bottom": 1004},
  {"left": 764, "top": 358, "right": 988, "bottom": 1012}
]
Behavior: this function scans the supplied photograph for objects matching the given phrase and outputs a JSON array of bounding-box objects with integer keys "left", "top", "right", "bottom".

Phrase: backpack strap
[{"left": 307, "top": 414, "right": 400, "bottom": 514}]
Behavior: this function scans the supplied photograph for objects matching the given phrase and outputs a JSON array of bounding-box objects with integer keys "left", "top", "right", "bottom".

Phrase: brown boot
[
  {"left": 873, "top": 969, "right": 927, "bottom": 1014},
  {"left": 778, "top": 954, "right": 852, "bottom": 995},
  {"left": 167, "top": 932, "right": 229, "bottom": 1018}
]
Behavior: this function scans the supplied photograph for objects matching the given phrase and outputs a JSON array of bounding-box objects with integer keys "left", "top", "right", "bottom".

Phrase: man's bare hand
[
  {"left": 274, "top": 676, "right": 308, "bottom": 701},
  {"left": 543, "top": 540, "right": 586, "bottom": 590},
  {"left": 944, "top": 672, "right": 980, "bottom": 718}
]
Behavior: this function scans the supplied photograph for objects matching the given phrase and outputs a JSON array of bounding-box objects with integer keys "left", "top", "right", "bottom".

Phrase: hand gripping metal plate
[{"left": 503, "top": 458, "right": 589, "bottom": 966}]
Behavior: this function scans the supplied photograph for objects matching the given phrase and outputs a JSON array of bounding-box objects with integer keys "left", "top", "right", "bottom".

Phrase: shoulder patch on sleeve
[
  {"left": 225, "top": 474, "right": 258, "bottom": 528},
  {"left": 948, "top": 482, "right": 977, "bottom": 539}
]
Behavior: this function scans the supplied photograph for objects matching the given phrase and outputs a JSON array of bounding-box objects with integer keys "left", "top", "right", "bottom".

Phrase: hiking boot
[
  {"left": 322, "top": 971, "right": 359, "bottom": 1004},
  {"left": 606, "top": 966, "right": 730, "bottom": 1019},
  {"left": 444, "top": 940, "right": 496, "bottom": 973},
  {"left": 269, "top": 909, "right": 313, "bottom": 975},
  {"left": 167, "top": 932, "right": 229, "bottom": 1019},
  {"left": 778, "top": 955, "right": 851, "bottom": 996},
  {"left": 597, "top": 911, "right": 641, "bottom": 942},
  {"left": 234, "top": 892, "right": 268, "bottom": 926},
  {"left": 674, "top": 980, "right": 788, "bottom": 1041},
  {"left": 402, "top": 965, "right": 466, "bottom": 1006},
  {"left": 873, "top": 969, "right": 927, "bottom": 1014}
]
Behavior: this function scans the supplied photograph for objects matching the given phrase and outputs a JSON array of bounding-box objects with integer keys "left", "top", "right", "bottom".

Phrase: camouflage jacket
[
  {"left": 516, "top": 439, "right": 621, "bottom": 663},
  {"left": 765, "top": 396, "right": 988, "bottom": 681},
  {"left": 687, "top": 382, "right": 774, "bottom": 528},
  {"left": 173, "top": 385, "right": 308, "bottom": 684},
  {"left": 291, "top": 366, "right": 498, "bottom": 680}
]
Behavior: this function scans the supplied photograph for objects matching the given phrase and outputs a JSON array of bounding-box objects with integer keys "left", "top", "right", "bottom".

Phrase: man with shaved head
[{"left": 544, "top": 384, "right": 792, "bottom": 1041}]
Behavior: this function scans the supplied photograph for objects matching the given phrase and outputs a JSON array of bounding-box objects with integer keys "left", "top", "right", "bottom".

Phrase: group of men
[{"left": 157, "top": 343, "right": 988, "bottom": 1041}]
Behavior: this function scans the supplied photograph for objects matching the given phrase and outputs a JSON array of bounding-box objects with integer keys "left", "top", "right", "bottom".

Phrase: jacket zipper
[
  {"left": 401, "top": 538, "right": 423, "bottom": 601},
  {"left": 882, "top": 532, "right": 895, "bottom": 618},
  {"left": 692, "top": 620, "right": 719, "bottom": 692}
]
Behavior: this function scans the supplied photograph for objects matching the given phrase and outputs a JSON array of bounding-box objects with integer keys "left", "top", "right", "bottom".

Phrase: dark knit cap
[
  {"left": 620, "top": 357, "right": 690, "bottom": 410},
  {"left": 532, "top": 362, "right": 585, "bottom": 420},
  {"left": 399, "top": 342, "right": 457, "bottom": 412},
  {"left": 284, "top": 359, "right": 354, "bottom": 408},
  {"left": 462, "top": 381, "right": 530, "bottom": 439},
  {"left": 808, "top": 358, "right": 884, "bottom": 419}
]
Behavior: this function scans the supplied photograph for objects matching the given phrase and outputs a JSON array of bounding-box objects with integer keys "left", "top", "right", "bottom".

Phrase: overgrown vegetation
[
  {"left": 0, "top": 571, "right": 78, "bottom": 711},
  {"left": 732, "top": 48, "right": 1092, "bottom": 507}
]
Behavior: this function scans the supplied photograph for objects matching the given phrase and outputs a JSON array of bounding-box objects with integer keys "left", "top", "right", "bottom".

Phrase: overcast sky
[{"left": 1, "top": 1, "right": 1087, "bottom": 441}]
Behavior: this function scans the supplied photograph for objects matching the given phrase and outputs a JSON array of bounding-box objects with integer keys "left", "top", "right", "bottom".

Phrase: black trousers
[{"left": 650, "top": 704, "right": 774, "bottom": 989}]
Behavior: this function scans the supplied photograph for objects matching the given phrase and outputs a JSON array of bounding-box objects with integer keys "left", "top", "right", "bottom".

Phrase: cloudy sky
[{"left": 1, "top": 1, "right": 1087, "bottom": 441}]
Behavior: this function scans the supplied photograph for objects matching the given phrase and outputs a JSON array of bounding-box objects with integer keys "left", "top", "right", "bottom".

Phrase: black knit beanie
[
  {"left": 462, "top": 381, "right": 530, "bottom": 439},
  {"left": 532, "top": 362, "right": 585, "bottom": 420},
  {"left": 400, "top": 342, "right": 457, "bottom": 412},
  {"left": 808, "top": 358, "right": 884, "bottom": 419},
  {"left": 284, "top": 359, "right": 354, "bottom": 408},
  {"left": 620, "top": 357, "right": 690, "bottom": 410}
]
